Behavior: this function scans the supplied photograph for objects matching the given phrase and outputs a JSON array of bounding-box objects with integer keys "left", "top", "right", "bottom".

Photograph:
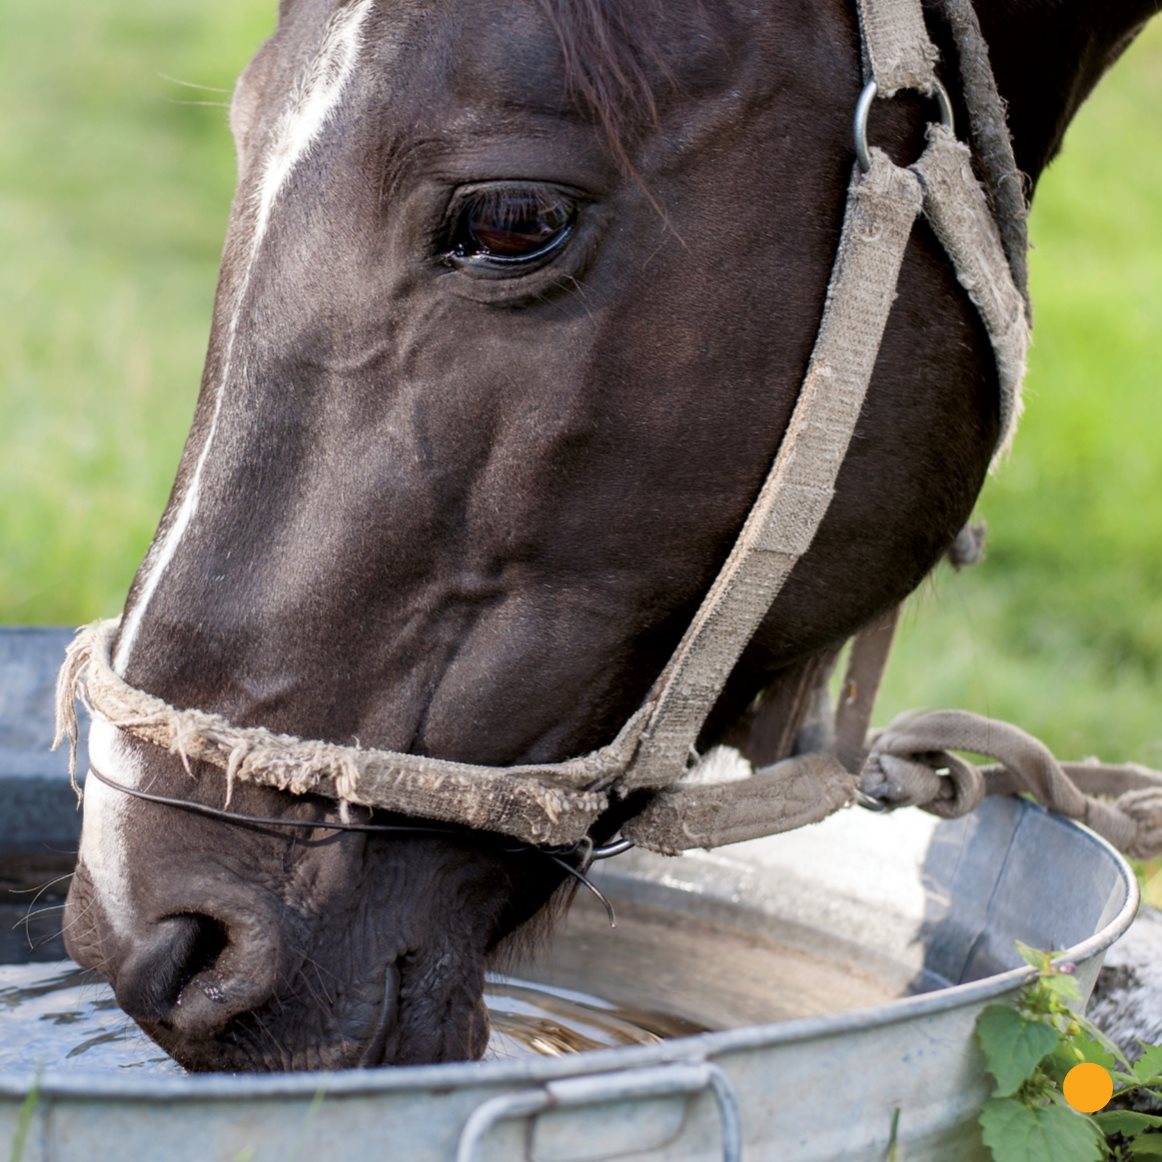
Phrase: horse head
[{"left": 63, "top": 0, "right": 1158, "bottom": 1070}]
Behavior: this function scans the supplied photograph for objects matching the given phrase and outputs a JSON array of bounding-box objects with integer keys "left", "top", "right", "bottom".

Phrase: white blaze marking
[
  {"left": 89, "top": 4, "right": 376, "bottom": 921},
  {"left": 113, "top": 0, "right": 376, "bottom": 676},
  {"left": 80, "top": 719, "right": 144, "bottom": 934}
]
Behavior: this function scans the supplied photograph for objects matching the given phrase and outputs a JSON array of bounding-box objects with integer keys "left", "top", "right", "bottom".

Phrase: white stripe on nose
[
  {"left": 114, "top": 0, "right": 376, "bottom": 675},
  {"left": 80, "top": 717, "right": 146, "bottom": 935}
]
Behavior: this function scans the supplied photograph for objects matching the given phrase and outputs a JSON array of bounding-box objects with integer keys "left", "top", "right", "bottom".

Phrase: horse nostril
[
  {"left": 114, "top": 913, "right": 229, "bottom": 1026},
  {"left": 117, "top": 906, "right": 284, "bottom": 1041},
  {"left": 175, "top": 912, "right": 231, "bottom": 990}
]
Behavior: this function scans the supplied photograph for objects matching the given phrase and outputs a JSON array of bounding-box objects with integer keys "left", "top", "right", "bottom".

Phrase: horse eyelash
[
  {"left": 442, "top": 183, "right": 577, "bottom": 244},
  {"left": 466, "top": 186, "right": 570, "bottom": 226}
]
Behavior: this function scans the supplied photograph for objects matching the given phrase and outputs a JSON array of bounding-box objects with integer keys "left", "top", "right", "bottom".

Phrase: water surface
[
  {"left": 0, "top": 878, "right": 918, "bottom": 1075},
  {"left": 0, "top": 961, "right": 696, "bottom": 1074}
]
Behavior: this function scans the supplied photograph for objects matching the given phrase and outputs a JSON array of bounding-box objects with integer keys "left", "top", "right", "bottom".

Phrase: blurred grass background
[
  {"left": 1, "top": 4, "right": 1160, "bottom": 771},
  {"left": 881, "top": 18, "right": 1162, "bottom": 769},
  {"left": 1, "top": 0, "right": 275, "bottom": 623}
]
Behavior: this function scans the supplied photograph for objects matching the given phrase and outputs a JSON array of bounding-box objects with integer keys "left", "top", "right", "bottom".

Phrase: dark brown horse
[{"left": 63, "top": 0, "right": 1159, "bottom": 1071}]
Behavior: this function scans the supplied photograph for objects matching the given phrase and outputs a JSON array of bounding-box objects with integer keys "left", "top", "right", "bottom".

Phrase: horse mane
[{"left": 534, "top": 0, "right": 671, "bottom": 170}]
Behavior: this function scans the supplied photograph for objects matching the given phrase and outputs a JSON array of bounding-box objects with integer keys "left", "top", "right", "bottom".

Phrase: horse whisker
[
  {"left": 156, "top": 73, "right": 233, "bottom": 93},
  {"left": 160, "top": 98, "right": 232, "bottom": 109},
  {"left": 53, "top": 901, "right": 97, "bottom": 947},
  {"left": 9, "top": 871, "right": 74, "bottom": 897},
  {"left": 298, "top": 962, "right": 331, "bottom": 1011},
  {"left": 250, "top": 1009, "right": 291, "bottom": 1065},
  {"left": 14, "top": 903, "right": 68, "bottom": 931}
]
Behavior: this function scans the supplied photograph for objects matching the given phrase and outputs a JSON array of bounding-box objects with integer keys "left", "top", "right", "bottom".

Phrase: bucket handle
[{"left": 455, "top": 1060, "right": 742, "bottom": 1162}]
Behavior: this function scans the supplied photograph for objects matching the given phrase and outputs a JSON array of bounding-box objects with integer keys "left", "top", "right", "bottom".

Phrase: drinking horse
[{"left": 58, "top": 0, "right": 1159, "bottom": 1070}]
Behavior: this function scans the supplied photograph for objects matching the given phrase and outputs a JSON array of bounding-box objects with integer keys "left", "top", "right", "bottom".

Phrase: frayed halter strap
[
  {"left": 54, "top": 0, "right": 1162, "bottom": 860},
  {"left": 57, "top": 618, "right": 637, "bottom": 848}
]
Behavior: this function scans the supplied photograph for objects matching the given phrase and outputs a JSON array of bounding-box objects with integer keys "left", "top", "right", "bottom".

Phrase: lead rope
[{"left": 860, "top": 706, "right": 1162, "bottom": 861}]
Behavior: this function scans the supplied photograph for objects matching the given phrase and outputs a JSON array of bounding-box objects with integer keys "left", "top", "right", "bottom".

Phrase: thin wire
[
  {"left": 85, "top": 765, "right": 466, "bottom": 838},
  {"left": 84, "top": 765, "right": 623, "bottom": 927},
  {"left": 542, "top": 853, "right": 618, "bottom": 928}
]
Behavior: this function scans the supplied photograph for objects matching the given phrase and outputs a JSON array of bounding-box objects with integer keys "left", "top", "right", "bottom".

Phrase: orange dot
[{"left": 1063, "top": 1062, "right": 1114, "bottom": 1113}]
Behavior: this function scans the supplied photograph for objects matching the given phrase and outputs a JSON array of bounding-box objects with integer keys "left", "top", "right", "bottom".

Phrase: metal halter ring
[
  {"left": 854, "top": 78, "right": 955, "bottom": 172},
  {"left": 588, "top": 836, "right": 635, "bottom": 862},
  {"left": 854, "top": 787, "right": 894, "bottom": 813}
]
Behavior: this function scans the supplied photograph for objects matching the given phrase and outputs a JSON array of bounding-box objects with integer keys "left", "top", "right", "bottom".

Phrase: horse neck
[{"left": 962, "top": 0, "right": 1158, "bottom": 185}]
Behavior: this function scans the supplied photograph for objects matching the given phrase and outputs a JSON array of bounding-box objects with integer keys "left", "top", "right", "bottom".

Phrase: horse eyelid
[{"left": 439, "top": 182, "right": 584, "bottom": 273}]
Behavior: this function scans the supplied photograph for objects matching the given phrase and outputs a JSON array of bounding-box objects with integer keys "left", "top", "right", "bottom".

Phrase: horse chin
[{"left": 148, "top": 993, "right": 393, "bottom": 1074}]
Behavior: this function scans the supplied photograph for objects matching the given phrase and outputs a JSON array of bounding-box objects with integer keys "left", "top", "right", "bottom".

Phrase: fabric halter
[{"left": 64, "top": 0, "right": 1140, "bottom": 860}]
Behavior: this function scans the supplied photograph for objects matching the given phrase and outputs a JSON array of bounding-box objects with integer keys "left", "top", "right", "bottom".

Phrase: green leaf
[
  {"left": 1131, "top": 1134, "right": 1162, "bottom": 1159},
  {"left": 979, "top": 1098, "right": 1103, "bottom": 1162},
  {"left": 1072, "top": 1032, "right": 1120, "bottom": 1072},
  {"left": 1044, "top": 1040, "right": 1120, "bottom": 1092},
  {"left": 978, "top": 1004, "right": 1062, "bottom": 1096},
  {"left": 1045, "top": 1043, "right": 1085, "bottom": 1085},
  {"left": 1017, "top": 942, "right": 1054, "bottom": 972},
  {"left": 1095, "top": 1110, "right": 1162, "bottom": 1136},
  {"left": 1074, "top": 1014, "right": 1134, "bottom": 1071},
  {"left": 1043, "top": 973, "right": 1083, "bottom": 1003},
  {"left": 1133, "top": 1045, "right": 1162, "bottom": 1084},
  {"left": 1047, "top": 1040, "right": 1123, "bottom": 1086}
]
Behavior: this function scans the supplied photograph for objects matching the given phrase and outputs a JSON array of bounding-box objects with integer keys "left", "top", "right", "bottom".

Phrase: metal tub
[{"left": 0, "top": 629, "right": 1139, "bottom": 1161}]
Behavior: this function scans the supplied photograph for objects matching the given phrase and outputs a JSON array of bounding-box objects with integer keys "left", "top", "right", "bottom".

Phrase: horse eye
[{"left": 448, "top": 185, "right": 577, "bottom": 269}]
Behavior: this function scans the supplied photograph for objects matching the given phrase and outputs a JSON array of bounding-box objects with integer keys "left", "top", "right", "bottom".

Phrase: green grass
[
  {"left": 0, "top": 0, "right": 274, "bottom": 621},
  {"left": 6, "top": 1072, "right": 39, "bottom": 1162},
  {"left": 2, "top": 5, "right": 1160, "bottom": 765}
]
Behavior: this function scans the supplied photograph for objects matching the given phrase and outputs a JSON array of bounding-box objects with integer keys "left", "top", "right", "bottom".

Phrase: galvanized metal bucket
[{"left": 0, "top": 629, "right": 1139, "bottom": 1161}]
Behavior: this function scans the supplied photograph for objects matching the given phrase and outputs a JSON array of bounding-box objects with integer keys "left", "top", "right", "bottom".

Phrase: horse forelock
[{"left": 532, "top": 0, "right": 671, "bottom": 169}]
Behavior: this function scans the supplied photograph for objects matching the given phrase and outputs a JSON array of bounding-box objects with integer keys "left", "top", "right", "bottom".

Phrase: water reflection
[{"left": 0, "top": 962, "right": 699, "bottom": 1074}]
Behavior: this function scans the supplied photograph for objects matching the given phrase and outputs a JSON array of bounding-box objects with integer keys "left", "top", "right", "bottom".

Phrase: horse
[{"left": 60, "top": 0, "right": 1159, "bottom": 1072}]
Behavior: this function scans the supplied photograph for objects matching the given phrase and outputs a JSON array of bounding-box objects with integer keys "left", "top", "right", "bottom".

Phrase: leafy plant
[{"left": 977, "top": 944, "right": 1162, "bottom": 1161}]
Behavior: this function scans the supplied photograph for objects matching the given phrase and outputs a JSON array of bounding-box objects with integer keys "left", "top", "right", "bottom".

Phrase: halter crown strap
[{"left": 856, "top": 0, "right": 939, "bottom": 96}]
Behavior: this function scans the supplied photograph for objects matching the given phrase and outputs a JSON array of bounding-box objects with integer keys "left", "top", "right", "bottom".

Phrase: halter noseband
[{"left": 84, "top": 763, "right": 633, "bottom": 860}]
